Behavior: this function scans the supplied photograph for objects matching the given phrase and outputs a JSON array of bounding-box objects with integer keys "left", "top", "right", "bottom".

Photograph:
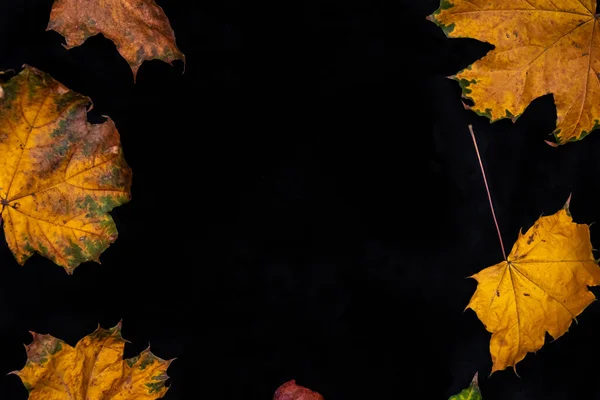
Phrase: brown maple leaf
[{"left": 48, "top": 0, "right": 185, "bottom": 79}]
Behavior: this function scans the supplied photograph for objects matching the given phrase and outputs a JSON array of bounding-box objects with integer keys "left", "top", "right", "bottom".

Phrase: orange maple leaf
[
  {"left": 47, "top": 0, "right": 185, "bottom": 79},
  {"left": 429, "top": 0, "right": 600, "bottom": 144},
  {"left": 467, "top": 201, "right": 600, "bottom": 373}
]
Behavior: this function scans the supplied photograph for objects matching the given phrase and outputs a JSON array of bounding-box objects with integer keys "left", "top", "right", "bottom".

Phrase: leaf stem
[{"left": 469, "top": 125, "right": 507, "bottom": 260}]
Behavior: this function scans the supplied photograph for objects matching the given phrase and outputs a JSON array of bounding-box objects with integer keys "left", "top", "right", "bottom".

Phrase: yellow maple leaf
[
  {"left": 428, "top": 0, "right": 600, "bottom": 144},
  {"left": 467, "top": 201, "right": 600, "bottom": 373},
  {"left": 13, "top": 322, "right": 172, "bottom": 400},
  {"left": 47, "top": 0, "right": 185, "bottom": 79},
  {"left": 0, "top": 66, "right": 132, "bottom": 273}
]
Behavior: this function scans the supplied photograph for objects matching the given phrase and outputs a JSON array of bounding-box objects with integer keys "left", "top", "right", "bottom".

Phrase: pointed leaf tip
[
  {"left": 471, "top": 371, "right": 479, "bottom": 386},
  {"left": 112, "top": 320, "right": 123, "bottom": 331},
  {"left": 563, "top": 194, "right": 572, "bottom": 211}
]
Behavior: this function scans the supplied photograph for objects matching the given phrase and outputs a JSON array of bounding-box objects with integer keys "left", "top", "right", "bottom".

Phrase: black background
[{"left": 2, "top": 0, "right": 600, "bottom": 399}]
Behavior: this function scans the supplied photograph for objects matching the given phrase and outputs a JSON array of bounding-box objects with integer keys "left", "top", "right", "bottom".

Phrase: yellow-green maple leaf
[
  {"left": 449, "top": 373, "right": 481, "bottom": 400},
  {"left": 0, "top": 66, "right": 131, "bottom": 273}
]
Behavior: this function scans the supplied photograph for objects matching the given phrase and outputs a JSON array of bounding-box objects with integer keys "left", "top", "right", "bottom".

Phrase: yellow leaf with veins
[
  {"left": 428, "top": 0, "right": 600, "bottom": 144},
  {"left": 467, "top": 202, "right": 600, "bottom": 373},
  {"left": 0, "top": 66, "right": 131, "bottom": 273},
  {"left": 14, "top": 322, "right": 172, "bottom": 400}
]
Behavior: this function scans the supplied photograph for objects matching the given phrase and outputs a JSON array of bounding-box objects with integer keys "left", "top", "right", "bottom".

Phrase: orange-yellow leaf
[
  {"left": 47, "top": 0, "right": 185, "bottom": 79},
  {"left": 0, "top": 66, "right": 132, "bottom": 273},
  {"left": 428, "top": 0, "right": 600, "bottom": 144},
  {"left": 273, "top": 380, "right": 324, "bottom": 400},
  {"left": 467, "top": 203, "right": 600, "bottom": 373},
  {"left": 14, "top": 322, "right": 172, "bottom": 400}
]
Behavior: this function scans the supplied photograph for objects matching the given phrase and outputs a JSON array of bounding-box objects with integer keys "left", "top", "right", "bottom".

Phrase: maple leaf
[
  {"left": 12, "top": 322, "right": 172, "bottom": 400},
  {"left": 273, "top": 380, "right": 324, "bottom": 400},
  {"left": 0, "top": 66, "right": 132, "bottom": 273},
  {"left": 467, "top": 200, "right": 600, "bottom": 373},
  {"left": 428, "top": 0, "right": 600, "bottom": 144},
  {"left": 449, "top": 373, "right": 481, "bottom": 400},
  {"left": 47, "top": 0, "right": 185, "bottom": 79}
]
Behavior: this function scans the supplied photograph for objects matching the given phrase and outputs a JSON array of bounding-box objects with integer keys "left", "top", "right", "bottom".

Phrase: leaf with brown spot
[
  {"left": 273, "top": 380, "right": 324, "bottom": 400},
  {"left": 0, "top": 66, "right": 132, "bottom": 273},
  {"left": 428, "top": 0, "right": 600, "bottom": 144},
  {"left": 47, "top": 0, "right": 185, "bottom": 79},
  {"left": 467, "top": 200, "right": 600, "bottom": 373},
  {"left": 12, "top": 322, "right": 173, "bottom": 400}
]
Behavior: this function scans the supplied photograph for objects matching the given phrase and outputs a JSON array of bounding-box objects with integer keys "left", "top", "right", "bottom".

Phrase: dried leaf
[
  {"left": 13, "top": 322, "right": 172, "bottom": 400},
  {"left": 467, "top": 201, "right": 600, "bottom": 372},
  {"left": 449, "top": 373, "right": 481, "bottom": 400},
  {"left": 0, "top": 66, "right": 132, "bottom": 273},
  {"left": 273, "top": 380, "right": 324, "bottom": 400},
  {"left": 428, "top": 0, "right": 600, "bottom": 144},
  {"left": 47, "top": 0, "right": 185, "bottom": 79}
]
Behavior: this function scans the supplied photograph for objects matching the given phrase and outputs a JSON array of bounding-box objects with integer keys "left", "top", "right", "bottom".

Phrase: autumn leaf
[
  {"left": 0, "top": 66, "right": 132, "bottom": 273},
  {"left": 47, "top": 0, "right": 185, "bottom": 79},
  {"left": 12, "top": 322, "right": 172, "bottom": 400},
  {"left": 467, "top": 200, "right": 600, "bottom": 373},
  {"left": 428, "top": 0, "right": 600, "bottom": 144},
  {"left": 449, "top": 373, "right": 481, "bottom": 400},
  {"left": 273, "top": 380, "right": 324, "bottom": 400}
]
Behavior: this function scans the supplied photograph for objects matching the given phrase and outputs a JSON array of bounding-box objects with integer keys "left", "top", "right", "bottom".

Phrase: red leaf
[{"left": 273, "top": 380, "right": 324, "bottom": 400}]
